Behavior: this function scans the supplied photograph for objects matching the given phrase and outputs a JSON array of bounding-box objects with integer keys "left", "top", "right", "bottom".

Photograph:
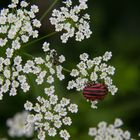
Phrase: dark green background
[{"left": 0, "top": 0, "right": 140, "bottom": 139}]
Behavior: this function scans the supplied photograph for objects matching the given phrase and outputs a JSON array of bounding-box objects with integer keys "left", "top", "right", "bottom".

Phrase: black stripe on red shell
[{"left": 83, "top": 83, "right": 108, "bottom": 101}]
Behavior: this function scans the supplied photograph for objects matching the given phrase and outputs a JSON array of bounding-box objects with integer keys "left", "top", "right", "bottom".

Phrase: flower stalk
[{"left": 40, "top": 0, "right": 59, "bottom": 21}]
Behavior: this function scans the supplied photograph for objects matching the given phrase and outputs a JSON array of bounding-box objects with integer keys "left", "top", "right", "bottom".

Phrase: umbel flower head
[
  {"left": 0, "top": 0, "right": 40, "bottom": 58},
  {"left": 68, "top": 51, "right": 117, "bottom": 94},
  {"left": 67, "top": 51, "right": 118, "bottom": 108},
  {"left": 0, "top": 56, "right": 30, "bottom": 100},
  {"left": 6, "top": 111, "right": 34, "bottom": 138},
  {"left": 0, "top": 42, "right": 65, "bottom": 100},
  {"left": 50, "top": 0, "right": 92, "bottom": 43},
  {"left": 89, "top": 118, "right": 135, "bottom": 140},
  {"left": 24, "top": 95, "right": 78, "bottom": 140}
]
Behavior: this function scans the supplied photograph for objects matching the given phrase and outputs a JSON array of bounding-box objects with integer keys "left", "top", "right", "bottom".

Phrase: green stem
[
  {"left": 40, "top": 0, "right": 59, "bottom": 21},
  {"left": 23, "top": 31, "right": 57, "bottom": 47},
  {"left": 20, "top": 52, "right": 35, "bottom": 59},
  {"left": 63, "top": 67, "right": 71, "bottom": 73}
]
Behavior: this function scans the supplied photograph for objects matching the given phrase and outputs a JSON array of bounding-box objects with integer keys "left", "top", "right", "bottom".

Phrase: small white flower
[
  {"left": 42, "top": 42, "right": 50, "bottom": 52},
  {"left": 59, "top": 55, "right": 65, "bottom": 63},
  {"left": 12, "top": 0, "right": 19, "bottom": 4},
  {"left": 21, "top": 35, "right": 29, "bottom": 43},
  {"left": 93, "top": 57, "right": 102, "bottom": 65},
  {"left": 60, "top": 98, "right": 70, "bottom": 107},
  {"left": 68, "top": 104, "right": 78, "bottom": 113},
  {"left": 4, "top": 69, "right": 11, "bottom": 79},
  {"left": 90, "top": 72, "right": 98, "bottom": 81},
  {"left": 88, "top": 128, "right": 97, "bottom": 136},
  {"left": 12, "top": 40, "right": 20, "bottom": 50},
  {"left": 80, "top": 53, "right": 89, "bottom": 61},
  {"left": 6, "top": 48, "right": 14, "bottom": 58},
  {"left": 106, "top": 66, "right": 115, "bottom": 75},
  {"left": 54, "top": 120, "right": 62, "bottom": 128},
  {"left": 48, "top": 128, "right": 57, "bottom": 137},
  {"left": 62, "top": 117, "right": 72, "bottom": 126},
  {"left": 20, "top": 1, "right": 28, "bottom": 7},
  {"left": 60, "top": 130, "right": 70, "bottom": 140},
  {"left": 44, "top": 86, "right": 55, "bottom": 96},
  {"left": 24, "top": 101, "right": 33, "bottom": 111},
  {"left": 103, "top": 51, "right": 112, "bottom": 61},
  {"left": 123, "top": 131, "right": 131, "bottom": 139},
  {"left": 31, "top": 5, "right": 39, "bottom": 13},
  {"left": 33, "top": 19, "right": 41, "bottom": 28},
  {"left": 70, "top": 69, "right": 79, "bottom": 77},
  {"left": 67, "top": 80, "right": 76, "bottom": 90},
  {"left": 91, "top": 101, "right": 98, "bottom": 109},
  {"left": 47, "top": 75, "right": 54, "bottom": 84},
  {"left": 49, "top": 95, "right": 58, "bottom": 105},
  {"left": 44, "top": 111, "right": 53, "bottom": 121},
  {"left": 77, "top": 61, "right": 87, "bottom": 70},
  {"left": 38, "top": 130, "right": 45, "bottom": 140},
  {"left": 114, "top": 118, "right": 123, "bottom": 127},
  {"left": 108, "top": 85, "right": 118, "bottom": 95},
  {"left": 27, "top": 114, "right": 35, "bottom": 123}
]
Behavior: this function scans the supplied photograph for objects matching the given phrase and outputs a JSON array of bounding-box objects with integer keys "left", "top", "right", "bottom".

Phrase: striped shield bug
[{"left": 83, "top": 83, "right": 108, "bottom": 101}]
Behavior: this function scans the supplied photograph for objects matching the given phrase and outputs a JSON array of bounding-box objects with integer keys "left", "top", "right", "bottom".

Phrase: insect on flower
[
  {"left": 83, "top": 83, "right": 108, "bottom": 101},
  {"left": 50, "top": 50, "right": 59, "bottom": 65}
]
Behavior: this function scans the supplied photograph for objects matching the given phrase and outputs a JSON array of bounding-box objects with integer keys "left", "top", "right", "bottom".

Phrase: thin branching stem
[
  {"left": 63, "top": 67, "right": 71, "bottom": 73},
  {"left": 24, "top": 31, "right": 57, "bottom": 47},
  {"left": 40, "top": 0, "right": 59, "bottom": 21}
]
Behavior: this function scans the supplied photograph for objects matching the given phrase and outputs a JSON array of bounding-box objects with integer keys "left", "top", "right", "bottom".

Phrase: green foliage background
[{"left": 0, "top": 0, "right": 140, "bottom": 139}]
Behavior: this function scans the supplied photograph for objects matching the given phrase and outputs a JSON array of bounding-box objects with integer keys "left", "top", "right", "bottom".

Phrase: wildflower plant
[
  {"left": 50, "top": 0, "right": 92, "bottom": 43},
  {"left": 0, "top": 0, "right": 40, "bottom": 54},
  {"left": 88, "top": 118, "right": 135, "bottom": 140},
  {"left": 0, "top": 0, "right": 137, "bottom": 140},
  {"left": 67, "top": 51, "right": 117, "bottom": 94},
  {"left": 67, "top": 51, "right": 118, "bottom": 108},
  {"left": 24, "top": 95, "right": 78, "bottom": 140}
]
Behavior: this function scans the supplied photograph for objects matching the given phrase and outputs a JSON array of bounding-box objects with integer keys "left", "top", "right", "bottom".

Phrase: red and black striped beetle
[{"left": 83, "top": 83, "right": 108, "bottom": 101}]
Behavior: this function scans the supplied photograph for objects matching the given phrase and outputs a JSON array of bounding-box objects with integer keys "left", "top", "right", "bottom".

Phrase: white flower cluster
[
  {"left": 0, "top": 1, "right": 126, "bottom": 140},
  {"left": 0, "top": 42, "right": 65, "bottom": 100},
  {"left": 0, "top": 0, "right": 44, "bottom": 100},
  {"left": 0, "top": 56, "right": 30, "bottom": 100},
  {"left": 24, "top": 95, "right": 78, "bottom": 140},
  {"left": 50, "top": 0, "right": 92, "bottom": 43},
  {"left": 67, "top": 51, "right": 118, "bottom": 95},
  {"left": 89, "top": 118, "right": 135, "bottom": 140},
  {"left": 23, "top": 42, "right": 65, "bottom": 96},
  {"left": 0, "top": 0, "right": 40, "bottom": 58},
  {"left": 6, "top": 111, "right": 34, "bottom": 138}
]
